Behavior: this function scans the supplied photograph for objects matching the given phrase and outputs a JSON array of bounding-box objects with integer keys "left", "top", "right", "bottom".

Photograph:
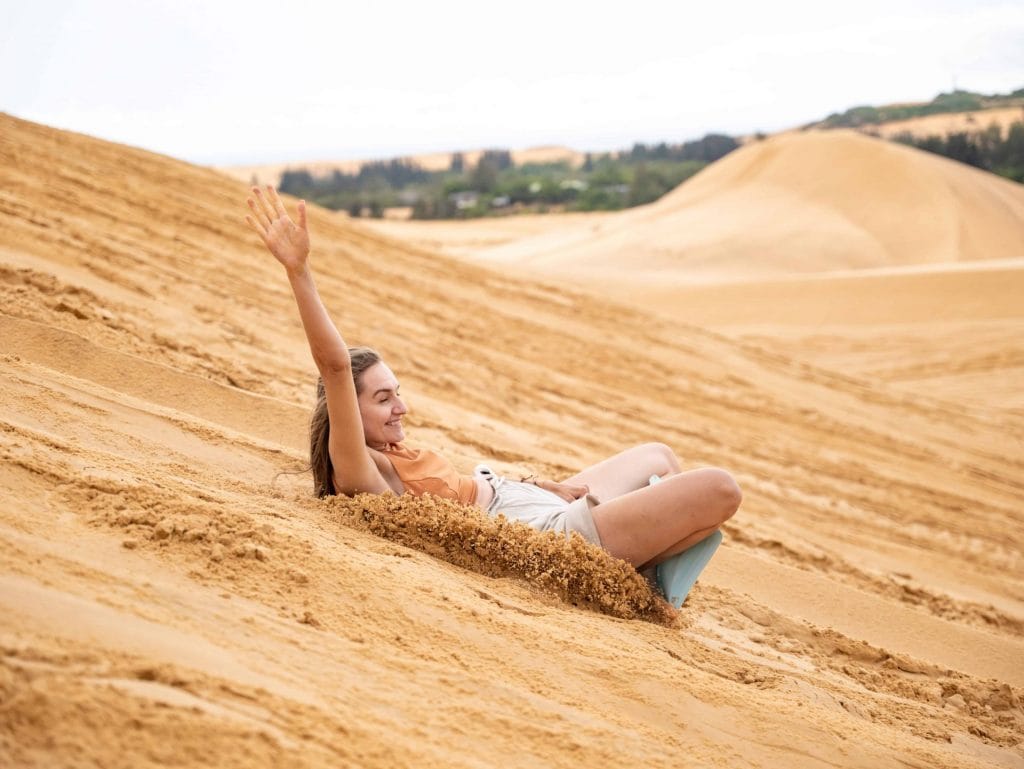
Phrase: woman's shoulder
[{"left": 364, "top": 445, "right": 404, "bottom": 492}]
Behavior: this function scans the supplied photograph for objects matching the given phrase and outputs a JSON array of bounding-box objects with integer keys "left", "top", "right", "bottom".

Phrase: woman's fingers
[
  {"left": 252, "top": 187, "right": 277, "bottom": 224},
  {"left": 247, "top": 196, "right": 271, "bottom": 230},
  {"left": 243, "top": 214, "right": 268, "bottom": 242},
  {"left": 563, "top": 483, "right": 588, "bottom": 500},
  {"left": 540, "top": 479, "right": 586, "bottom": 502},
  {"left": 297, "top": 200, "right": 307, "bottom": 231},
  {"left": 267, "top": 185, "right": 288, "bottom": 218},
  {"left": 547, "top": 484, "right": 574, "bottom": 502}
]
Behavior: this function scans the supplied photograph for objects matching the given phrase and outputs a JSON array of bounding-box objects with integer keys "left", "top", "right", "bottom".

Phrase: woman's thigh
[
  {"left": 587, "top": 467, "right": 740, "bottom": 566},
  {"left": 561, "top": 443, "right": 680, "bottom": 503}
]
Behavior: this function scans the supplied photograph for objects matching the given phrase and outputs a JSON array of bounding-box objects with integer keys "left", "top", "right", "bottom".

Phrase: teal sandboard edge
[{"left": 656, "top": 529, "right": 723, "bottom": 608}]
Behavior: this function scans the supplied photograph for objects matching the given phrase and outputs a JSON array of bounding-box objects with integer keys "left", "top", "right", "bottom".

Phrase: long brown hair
[{"left": 311, "top": 346, "right": 381, "bottom": 497}]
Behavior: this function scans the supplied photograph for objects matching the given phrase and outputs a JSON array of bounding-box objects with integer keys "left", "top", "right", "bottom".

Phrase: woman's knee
[
  {"left": 694, "top": 467, "right": 741, "bottom": 523},
  {"left": 642, "top": 442, "right": 681, "bottom": 476}
]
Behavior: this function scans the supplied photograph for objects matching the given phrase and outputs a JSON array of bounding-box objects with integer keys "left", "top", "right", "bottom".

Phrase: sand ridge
[{"left": 1, "top": 112, "right": 1023, "bottom": 767}]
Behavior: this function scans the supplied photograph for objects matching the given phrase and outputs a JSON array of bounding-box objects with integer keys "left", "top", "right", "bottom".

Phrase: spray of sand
[{"left": 323, "top": 493, "right": 678, "bottom": 625}]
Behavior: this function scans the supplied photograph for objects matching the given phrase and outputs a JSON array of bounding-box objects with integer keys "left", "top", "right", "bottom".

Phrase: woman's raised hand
[{"left": 245, "top": 186, "right": 310, "bottom": 273}]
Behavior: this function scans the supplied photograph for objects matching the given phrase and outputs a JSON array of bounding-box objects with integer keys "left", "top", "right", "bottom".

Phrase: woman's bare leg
[
  {"left": 561, "top": 443, "right": 682, "bottom": 502},
  {"left": 587, "top": 468, "right": 741, "bottom": 567},
  {"left": 637, "top": 524, "right": 722, "bottom": 569}
]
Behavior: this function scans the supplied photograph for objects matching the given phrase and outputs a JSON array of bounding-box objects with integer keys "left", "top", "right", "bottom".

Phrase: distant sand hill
[
  {"left": 429, "top": 130, "right": 1024, "bottom": 278},
  {"left": 2, "top": 113, "right": 1024, "bottom": 768},
  {"left": 855, "top": 106, "right": 1024, "bottom": 140}
]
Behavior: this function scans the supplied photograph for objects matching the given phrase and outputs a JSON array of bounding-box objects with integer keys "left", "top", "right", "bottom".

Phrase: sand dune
[
  {"left": 425, "top": 130, "right": 1024, "bottom": 279},
  {"left": 2, "top": 113, "right": 1024, "bottom": 767}
]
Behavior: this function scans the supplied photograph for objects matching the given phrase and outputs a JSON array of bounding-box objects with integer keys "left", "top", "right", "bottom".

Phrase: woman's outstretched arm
[{"left": 245, "top": 186, "right": 388, "bottom": 494}]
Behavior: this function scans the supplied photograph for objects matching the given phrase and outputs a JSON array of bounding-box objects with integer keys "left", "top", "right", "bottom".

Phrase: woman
[{"left": 245, "top": 186, "right": 740, "bottom": 600}]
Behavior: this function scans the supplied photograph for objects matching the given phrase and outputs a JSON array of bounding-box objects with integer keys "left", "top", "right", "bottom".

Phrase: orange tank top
[{"left": 381, "top": 443, "right": 478, "bottom": 506}]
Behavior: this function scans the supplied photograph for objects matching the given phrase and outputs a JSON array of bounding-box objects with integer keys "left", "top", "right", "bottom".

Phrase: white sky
[{"left": 2, "top": 0, "right": 1022, "bottom": 166}]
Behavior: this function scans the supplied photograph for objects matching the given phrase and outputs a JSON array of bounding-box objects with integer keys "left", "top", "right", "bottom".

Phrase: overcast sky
[{"left": 3, "top": 0, "right": 1022, "bottom": 166}]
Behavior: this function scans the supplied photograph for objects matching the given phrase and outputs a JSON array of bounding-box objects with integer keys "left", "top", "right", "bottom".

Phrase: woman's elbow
[{"left": 317, "top": 355, "right": 352, "bottom": 376}]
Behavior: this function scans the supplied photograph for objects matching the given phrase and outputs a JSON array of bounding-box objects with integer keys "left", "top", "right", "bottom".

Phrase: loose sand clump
[{"left": 323, "top": 492, "right": 678, "bottom": 625}]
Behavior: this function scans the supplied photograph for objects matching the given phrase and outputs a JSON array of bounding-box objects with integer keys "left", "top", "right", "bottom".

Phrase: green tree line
[
  {"left": 278, "top": 134, "right": 738, "bottom": 219},
  {"left": 892, "top": 122, "right": 1024, "bottom": 182}
]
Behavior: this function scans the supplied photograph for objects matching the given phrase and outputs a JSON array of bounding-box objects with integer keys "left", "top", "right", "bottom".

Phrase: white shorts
[{"left": 475, "top": 467, "right": 603, "bottom": 547}]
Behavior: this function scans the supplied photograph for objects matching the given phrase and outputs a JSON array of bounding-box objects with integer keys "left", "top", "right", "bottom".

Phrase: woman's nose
[{"left": 394, "top": 397, "right": 408, "bottom": 415}]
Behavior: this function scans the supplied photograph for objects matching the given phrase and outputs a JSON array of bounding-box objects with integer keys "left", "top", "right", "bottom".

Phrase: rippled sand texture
[{"left": 1, "top": 113, "right": 1023, "bottom": 768}]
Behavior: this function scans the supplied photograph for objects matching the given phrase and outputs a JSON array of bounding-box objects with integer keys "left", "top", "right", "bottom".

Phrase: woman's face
[{"left": 357, "top": 362, "right": 407, "bottom": 449}]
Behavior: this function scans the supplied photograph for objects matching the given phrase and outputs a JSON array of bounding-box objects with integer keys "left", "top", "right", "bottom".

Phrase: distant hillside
[
  {"left": 219, "top": 146, "right": 585, "bottom": 187},
  {"left": 222, "top": 135, "right": 739, "bottom": 221},
  {"left": 809, "top": 87, "right": 1024, "bottom": 130},
  {"left": 857, "top": 107, "right": 1024, "bottom": 141}
]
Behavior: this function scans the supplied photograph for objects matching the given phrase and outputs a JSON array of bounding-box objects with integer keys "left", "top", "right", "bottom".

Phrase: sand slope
[
  {"left": 2, "top": 113, "right": 1024, "bottom": 768},
  {"left": 605, "top": 259, "right": 1024, "bottom": 411},
  {"left": 361, "top": 210, "right": 613, "bottom": 259}
]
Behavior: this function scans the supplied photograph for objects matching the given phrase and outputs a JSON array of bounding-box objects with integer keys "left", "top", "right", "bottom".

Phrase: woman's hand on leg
[{"left": 535, "top": 478, "right": 589, "bottom": 503}]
